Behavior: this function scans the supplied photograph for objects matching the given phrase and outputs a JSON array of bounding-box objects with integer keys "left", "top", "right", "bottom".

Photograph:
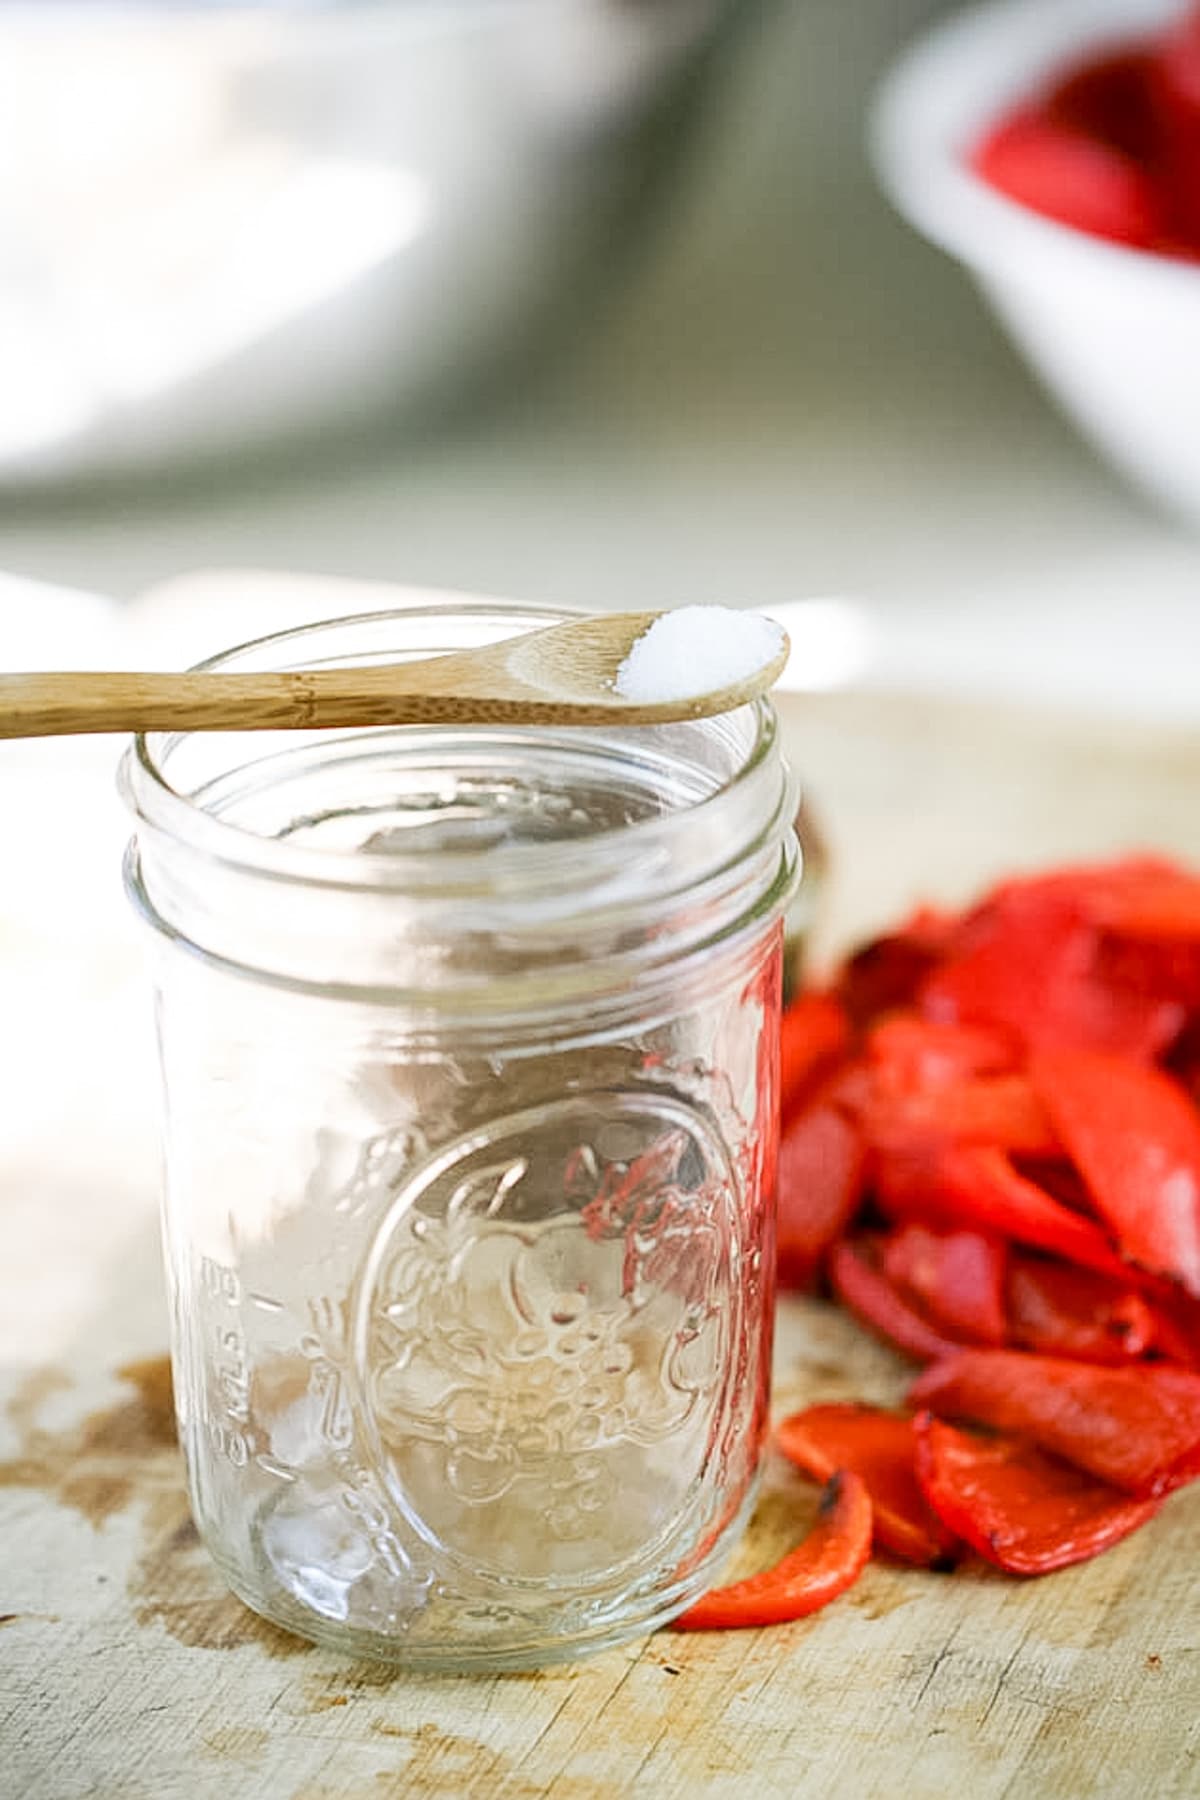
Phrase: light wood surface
[
  {"left": 0, "top": 612, "right": 788, "bottom": 736},
  {"left": 3, "top": 677, "right": 1199, "bottom": 1800}
]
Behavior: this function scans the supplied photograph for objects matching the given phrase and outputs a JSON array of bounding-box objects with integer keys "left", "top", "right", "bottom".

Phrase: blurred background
[{"left": 2, "top": 0, "right": 1200, "bottom": 718}]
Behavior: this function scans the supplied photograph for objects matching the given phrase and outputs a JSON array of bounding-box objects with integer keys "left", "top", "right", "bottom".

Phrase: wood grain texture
[{"left": 3, "top": 683, "right": 1199, "bottom": 1800}]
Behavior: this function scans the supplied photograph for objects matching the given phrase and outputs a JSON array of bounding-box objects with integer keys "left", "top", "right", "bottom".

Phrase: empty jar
[{"left": 120, "top": 603, "right": 801, "bottom": 1669}]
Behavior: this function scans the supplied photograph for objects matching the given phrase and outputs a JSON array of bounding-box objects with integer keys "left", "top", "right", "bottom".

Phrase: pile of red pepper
[
  {"left": 972, "top": 5, "right": 1200, "bottom": 256},
  {"left": 676, "top": 854, "right": 1200, "bottom": 1631}
]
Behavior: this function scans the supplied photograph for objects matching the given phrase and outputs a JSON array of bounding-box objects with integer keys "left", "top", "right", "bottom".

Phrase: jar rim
[
  {"left": 120, "top": 599, "right": 800, "bottom": 1008},
  {"left": 120, "top": 601, "right": 788, "bottom": 903}
]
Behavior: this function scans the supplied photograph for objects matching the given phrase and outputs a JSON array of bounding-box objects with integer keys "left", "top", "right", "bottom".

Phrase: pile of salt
[{"left": 614, "top": 606, "right": 785, "bottom": 704}]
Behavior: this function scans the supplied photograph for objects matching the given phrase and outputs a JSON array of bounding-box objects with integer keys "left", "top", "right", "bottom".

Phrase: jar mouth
[
  {"left": 120, "top": 601, "right": 800, "bottom": 1005},
  {"left": 123, "top": 603, "right": 784, "bottom": 894}
]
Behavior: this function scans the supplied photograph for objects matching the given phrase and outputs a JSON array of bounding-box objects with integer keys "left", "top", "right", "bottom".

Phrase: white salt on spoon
[{"left": 615, "top": 606, "right": 787, "bottom": 704}]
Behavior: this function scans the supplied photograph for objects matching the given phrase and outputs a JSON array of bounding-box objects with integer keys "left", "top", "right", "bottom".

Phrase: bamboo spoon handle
[{"left": 0, "top": 668, "right": 611, "bottom": 737}]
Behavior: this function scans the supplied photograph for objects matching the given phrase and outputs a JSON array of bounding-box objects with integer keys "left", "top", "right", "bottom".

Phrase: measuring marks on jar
[
  {"left": 200, "top": 1255, "right": 254, "bottom": 1472},
  {"left": 194, "top": 1251, "right": 427, "bottom": 1623},
  {"left": 187, "top": 1143, "right": 443, "bottom": 1630},
  {"left": 197, "top": 1260, "right": 342, "bottom": 1488}
]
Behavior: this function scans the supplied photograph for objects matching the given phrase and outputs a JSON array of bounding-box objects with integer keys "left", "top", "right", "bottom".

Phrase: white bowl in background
[{"left": 870, "top": 0, "right": 1200, "bottom": 522}]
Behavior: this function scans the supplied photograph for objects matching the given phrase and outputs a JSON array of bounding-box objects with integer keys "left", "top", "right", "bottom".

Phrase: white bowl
[{"left": 871, "top": 0, "right": 1200, "bottom": 521}]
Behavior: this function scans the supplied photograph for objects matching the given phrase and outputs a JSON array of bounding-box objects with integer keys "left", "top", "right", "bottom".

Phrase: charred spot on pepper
[{"left": 817, "top": 1471, "right": 845, "bottom": 1519}]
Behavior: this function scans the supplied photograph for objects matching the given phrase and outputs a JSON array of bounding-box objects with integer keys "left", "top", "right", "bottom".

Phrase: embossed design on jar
[
  {"left": 350, "top": 1092, "right": 743, "bottom": 1586},
  {"left": 332, "top": 1122, "right": 431, "bottom": 1223}
]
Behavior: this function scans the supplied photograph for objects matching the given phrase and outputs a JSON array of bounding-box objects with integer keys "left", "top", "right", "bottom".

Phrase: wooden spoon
[{"left": 0, "top": 610, "right": 789, "bottom": 738}]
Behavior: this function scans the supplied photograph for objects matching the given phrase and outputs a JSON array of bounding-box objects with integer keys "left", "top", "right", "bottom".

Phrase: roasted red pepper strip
[
  {"left": 1090, "top": 860, "right": 1200, "bottom": 939},
  {"left": 1147, "top": 1286, "right": 1200, "bottom": 1367},
  {"left": 973, "top": 856, "right": 1193, "bottom": 927},
  {"left": 883, "top": 1225, "right": 1008, "bottom": 1346},
  {"left": 836, "top": 911, "right": 955, "bottom": 1030},
  {"left": 777, "top": 1403, "right": 959, "bottom": 1568},
  {"left": 673, "top": 1470, "right": 872, "bottom": 1630},
  {"left": 1007, "top": 1255, "right": 1155, "bottom": 1365},
  {"left": 972, "top": 108, "right": 1167, "bottom": 248},
  {"left": 913, "top": 1413, "right": 1160, "bottom": 1576},
  {"left": 1153, "top": 8, "right": 1200, "bottom": 244},
  {"left": 1047, "top": 49, "right": 1161, "bottom": 162},
  {"left": 1099, "top": 934, "right": 1200, "bottom": 1015},
  {"left": 829, "top": 1238, "right": 964, "bottom": 1365},
  {"left": 776, "top": 1099, "right": 867, "bottom": 1291},
  {"left": 1030, "top": 1048, "right": 1200, "bottom": 1297},
  {"left": 779, "top": 992, "right": 852, "bottom": 1122},
  {"left": 865, "top": 1015, "right": 1017, "bottom": 1088},
  {"left": 920, "top": 891, "right": 1183, "bottom": 1060},
  {"left": 881, "top": 1144, "right": 1134, "bottom": 1283},
  {"left": 910, "top": 1350, "right": 1200, "bottom": 1498},
  {"left": 864, "top": 1073, "right": 1059, "bottom": 1157}
]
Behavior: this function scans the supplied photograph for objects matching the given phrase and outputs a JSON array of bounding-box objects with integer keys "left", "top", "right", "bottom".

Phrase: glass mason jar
[{"left": 120, "top": 603, "right": 801, "bottom": 1670}]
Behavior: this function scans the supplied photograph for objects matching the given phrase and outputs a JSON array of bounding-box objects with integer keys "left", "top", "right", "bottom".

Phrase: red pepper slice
[
  {"left": 672, "top": 1470, "right": 872, "bottom": 1630},
  {"left": 1152, "top": 10, "right": 1200, "bottom": 244},
  {"left": 1047, "top": 49, "right": 1162, "bottom": 163},
  {"left": 780, "top": 991, "right": 852, "bottom": 1122},
  {"left": 1007, "top": 1254, "right": 1156, "bottom": 1365},
  {"left": 972, "top": 107, "right": 1167, "bottom": 248},
  {"left": 1098, "top": 934, "right": 1200, "bottom": 1015},
  {"left": 864, "top": 1073, "right": 1059, "bottom": 1158},
  {"left": 910, "top": 1349, "right": 1200, "bottom": 1498},
  {"left": 920, "top": 892, "right": 1183, "bottom": 1061},
  {"left": 836, "top": 911, "right": 955, "bottom": 1030},
  {"left": 956, "top": 857, "right": 1198, "bottom": 935},
  {"left": 1008, "top": 1152, "right": 1101, "bottom": 1216},
  {"left": 884, "top": 1144, "right": 1134, "bottom": 1282},
  {"left": 865, "top": 1015, "right": 1017, "bottom": 1089},
  {"left": 949, "top": 863, "right": 1200, "bottom": 1016},
  {"left": 913, "top": 1413, "right": 1161, "bottom": 1576},
  {"left": 777, "top": 1403, "right": 959, "bottom": 1568},
  {"left": 1090, "top": 860, "right": 1200, "bottom": 940},
  {"left": 828, "top": 1237, "right": 965, "bottom": 1365},
  {"left": 1146, "top": 1286, "right": 1200, "bottom": 1367},
  {"left": 1029, "top": 1048, "right": 1200, "bottom": 1296},
  {"left": 776, "top": 1100, "right": 867, "bottom": 1291},
  {"left": 883, "top": 1225, "right": 1008, "bottom": 1346}
]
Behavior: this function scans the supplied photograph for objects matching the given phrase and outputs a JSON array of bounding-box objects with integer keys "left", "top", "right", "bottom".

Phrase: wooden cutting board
[{"left": 3, "top": 679, "right": 1199, "bottom": 1800}]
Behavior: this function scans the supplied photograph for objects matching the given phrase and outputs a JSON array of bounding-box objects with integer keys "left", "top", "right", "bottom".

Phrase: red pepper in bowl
[{"left": 972, "top": 107, "right": 1167, "bottom": 249}]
